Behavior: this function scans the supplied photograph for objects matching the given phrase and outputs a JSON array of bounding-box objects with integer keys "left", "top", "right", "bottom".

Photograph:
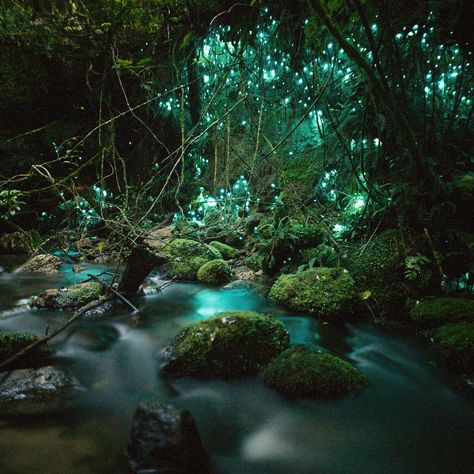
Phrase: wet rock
[
  {"left": 269, "top": 267, "right": 356, "bottom": 319},
  {"left": 260, "top": 345, "right": 367, "bottom": 399},
  {"left": 33, "top": 281, "right": 103, "bottom": 310},
  {"left": 16, "top": 254, "right": 62, "bottom": 274},
  {"left": 0, "top": 332, "right": 50, "bottom": 369},
  {"left": 127, "top": 401, "right": 209, "bottom": 474},
  {"left": 72, "top": 264, "right": 86, "bottom": 273},
  {"left": 196, "top": 259, "right": 231, "bottom": 284},
  {"left": 0, "top": 366, "right": 80, "bottom": 416},
  {"left": 70, "top": 324, "right": 120, "bottom": 351},
  {"left": 233, "top": 265, "right": 263, "bottom": 281},
  {"left": 161, "top": 311, "right": 289, "bottom": 379}
]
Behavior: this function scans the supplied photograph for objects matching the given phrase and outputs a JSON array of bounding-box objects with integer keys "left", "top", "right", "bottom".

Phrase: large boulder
[
  {"left": 269, "top": 267, "right": 356, "bottom": 318},
  {"left": 16, "top": 254, "right": 62, "bottom": 274},
  {"left": 0, "top": 332, "right": 49, "bottom": 369},
  {"left": 261, "top": 345, "right": 367, "bottom": 399},
  {"left": 127, "top": 401, "right": 209, "bottom": 474},
  {"left": 196, "top": 259, "right": 231, "bottom": 284},
  {"left": 161, "top": 311, "right": 290, "bottom": 379},
  {"left": 159, "top": 239, "right": 222, "bottom": 281},
  {"left": 0, "top": 366, "right": 80, "bottom": 416},
  {"left": 432, "top": 322, "right": 474, "bottom": 373},
  {"left": 33, "top": 281, "right": 103, "bottom": 309},
  {"left": 410, "top": 297, "right": 474, "bottom": 325}
]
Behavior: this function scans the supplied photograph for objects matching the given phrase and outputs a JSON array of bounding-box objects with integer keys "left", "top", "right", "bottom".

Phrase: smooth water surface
[{"left": 0, "top": 261, "right": 473, "bottom": 474}]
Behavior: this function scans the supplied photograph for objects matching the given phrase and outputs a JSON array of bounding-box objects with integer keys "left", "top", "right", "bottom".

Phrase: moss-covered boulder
[
  {"left": 260, "top": 345, "right": 367, "bottom": 399},
  {"left": 196, "top": 259, "right": 231, "bottom": 284},
  {"left": 160, "top": 239, "right": 222, "bottom": 281},
  {"left": 33, "top": 282, "right": 103, "bottom": 309},
  {"left": 209, "top": 241, "right": 238, "bottom": 260},
  {"left": 261, "top": 346, "right": 367, "bottom": 398},
  {"left": 432, "top": 322, "right": 474, "bottom": 373},
  {"left": 0, "top": 332, "right": 49, "bottom": 368},
  {"left": 269, "top": 267, "right": 356, "bottom": 318},
  {"left": 160, "top": 311, "right": 290, "bottom": 379},
  {"left": 410, "top": 297, "right": 474, "bottom": 325}
]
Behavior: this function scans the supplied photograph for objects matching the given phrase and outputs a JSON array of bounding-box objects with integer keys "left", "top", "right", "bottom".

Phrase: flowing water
[{"left": 0, "top": 258, "right": 473, "bottom": 474}]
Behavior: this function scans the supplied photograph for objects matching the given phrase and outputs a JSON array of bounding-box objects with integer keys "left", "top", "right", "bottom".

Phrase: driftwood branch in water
[
  {"left": 86, "top": 273, "right": 142, "bottom": 315},
  {"left": 0, "top": 295, "right": 113, "bottom": 371}
]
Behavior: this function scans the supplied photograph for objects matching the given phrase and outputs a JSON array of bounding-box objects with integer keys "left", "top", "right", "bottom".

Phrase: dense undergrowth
[{"left": 0, "top": 0, "right": 473, "bottom": 298}]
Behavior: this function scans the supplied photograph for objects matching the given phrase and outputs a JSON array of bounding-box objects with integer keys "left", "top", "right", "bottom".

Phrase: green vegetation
[
  {"left": 196, "top": 259, "right": 231, "bottom": 284},
  {"left": 161, "top": 311, "right": 289, "bottom": 378},
  {"left": 34, "top": 282, "right": 102, "bottom": 309},
  {"left": 0, "top": 332, "right": 49, "bottom": 368},
  {"left": 261, "top": 345, "right": 367, "bottom": 399},
  {"left": 208, "top": 241, "right": 238, "bottom": 260},
  {"left": 269, "top": 267, "right": 356, "bottom": 318},
  {"left": 432, "top": 322, "right": 474, "bottom": 373},
  {"left": 410, "top": 298, "right": 474, "bottom": 325}
]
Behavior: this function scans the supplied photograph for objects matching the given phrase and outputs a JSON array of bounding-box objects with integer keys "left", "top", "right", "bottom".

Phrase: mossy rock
[
  {"left": 410, "top": 297, "right": 474, "bottom": 325},
  {"left": 33, "top": 282, "right": 103, "bottom": 309},
  {"left": 346, "top": 229, "right": 407, "bottom": 318},
  {"left": 197, "top": 259, "right": 231, "bottom": 284},
  {"left": 300, "top": 244, "right": 337, "bottom": 267},
  {"left": 0, "top": 332, "right": 49, "bottom": 369},
  {"left": 261, "top": 345, "right": 367, "bottom": 399},
  {"left": 160, "top": 239, "right": 222, "bottom": 281},
  {"left": 243, "top": 253, "right": 265, "bottom": 272},
  {"left": 432, "top": 322, "right": 474, "bottom": 373},
  {"left": 161, "top": 311, "right": 290, "bottom": 379},
  {"left": 269, "top": 267, "right": 356, "bottom": 318},
  {"left": 209, "top": 241, "right": 238, "bottom": 260}
]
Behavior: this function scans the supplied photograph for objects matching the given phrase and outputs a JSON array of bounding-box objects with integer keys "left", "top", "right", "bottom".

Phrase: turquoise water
[{"left": 0, "top": 261, "right": 473, "bottom": 473}]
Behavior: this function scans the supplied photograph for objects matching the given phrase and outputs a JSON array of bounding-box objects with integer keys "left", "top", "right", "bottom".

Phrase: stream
[{"left": 0, "top": 257, "right": 473, "bottom": 474}]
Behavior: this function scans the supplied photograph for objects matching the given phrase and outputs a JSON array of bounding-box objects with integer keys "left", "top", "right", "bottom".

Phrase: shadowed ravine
[{"left": 0, "top": 262, "right": 473, "bottom": 474}]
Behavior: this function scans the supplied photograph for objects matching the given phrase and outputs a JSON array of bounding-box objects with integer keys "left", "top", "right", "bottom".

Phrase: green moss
[
  {"left": 161, "top": 239, "right": 222, "bottom": 280},
  {"left": 261, "top": 345, "right": 367, "bottom": 399},
  {"left": 243, "top": 253, "right": 265, "bottom": 271},
  {"left": 55, "top": 282, "right": 102, "bottom": 308},
  {"left": 300, "top": 244, "right": 337, "bottom": 267},
  {"left": 346, "top": 229, "right": 407, "bottom": 318},
  {"left": 197, "top": 259, "right": 231, "bottom": 284},
  {"left": 0, "top": 332, "right": 49, "bottom": 368},
  {"left": 209, "top": 241, "right": 238, "bottom": 260},
  {"left": 410, "top": 297, "right": 474, "bottom": 325},
  {"left": 432, "top": 322, "right": 474, "bottom": 373},
  {"left": 162, "top": 311, "right": 290, "bottom": 378},
  {"left": 269, "top": 267, "right": 356, "bottom": 318}
]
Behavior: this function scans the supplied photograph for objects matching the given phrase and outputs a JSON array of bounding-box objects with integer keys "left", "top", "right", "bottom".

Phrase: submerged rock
[
  {"left": 0, "top": 332, "right": 49, "bottom": 369},
  {"left": 233, "top": 265, "right": 264, "bottom": 281},
  {"left": 160, "top": 311, "right": 289, "bottom": 379},
  {"left": 16, "top": 254, "right": 62, "bottom": 274},
  {"left": 196, "top": 259, "right": 231, "bottom": 284},
  {"left": 208, "top": 241, "right": 238, "bottom": 260},
  {"left": 127, "top": 401, "right": 209, "bottom": 474},
  {"left": 410, "top": 297, "right": 474, "bottom": 325},
  {"left": 0, "top": 366, "right": 80, "bottom": 416},
  {"left": 432, "top": 322, "right": 474, "bottom": 373},
  {"left": 269, "top": 267, "right": 356, "bottom": 318},
  {"left": 160, "top": 239, "right": 222, "bottom": 281},
  {"left": 33, "top": 281, "right": 103, "bottom": 310},
  {"left": 260, "top": 345, "right": 367, "bottom": 399}
]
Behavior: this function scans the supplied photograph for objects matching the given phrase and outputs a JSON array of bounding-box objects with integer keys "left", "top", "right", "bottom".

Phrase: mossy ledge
[
  {"left": 0, "top": 332, "right": 49, "bottom": 369},
  {"left": 260, "top": 345, "right": 367, "bottom": 399},
  {"left": 33, "top": 281, "right": 103, "bottom": 309},
  {"left": 160, "top": 311, "right": 290, "bottom": 379},
  {"left": 432, "top": 322, "right": 474, "bottom": 374},
  {"left": 410, "top": 297, "right": 474, "bottom": 325},
  {"left": 269, "top": 267, "right": 356, "bottom": 318}
]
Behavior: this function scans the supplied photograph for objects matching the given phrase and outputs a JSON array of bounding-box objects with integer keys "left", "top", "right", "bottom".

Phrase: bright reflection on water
[{"left": 0, "top": 262, "right": 473, "bottom": 474}]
